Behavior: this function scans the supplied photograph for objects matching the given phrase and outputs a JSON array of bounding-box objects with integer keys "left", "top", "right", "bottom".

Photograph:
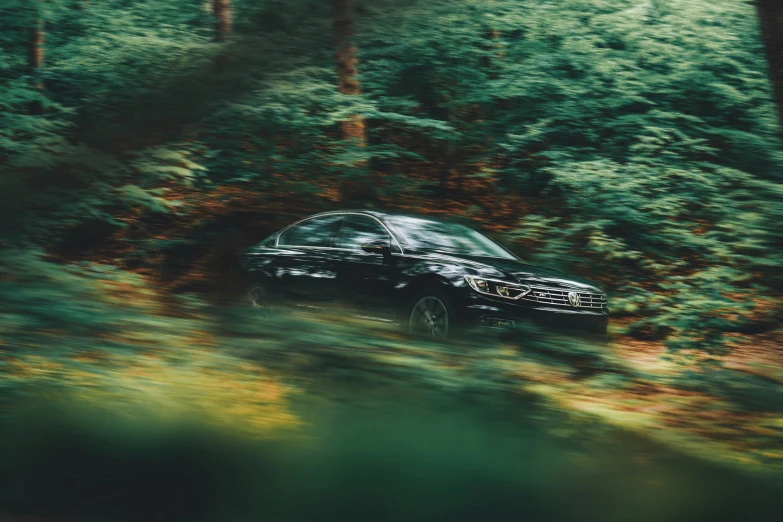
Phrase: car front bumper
[{"left": 458, "top": 293, "right": 609, "bottom": 335}]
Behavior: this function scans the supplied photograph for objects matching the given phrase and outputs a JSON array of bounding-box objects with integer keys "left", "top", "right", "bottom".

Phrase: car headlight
[{"left": 464, "top": 275, "right": 531, "bottom": 300}]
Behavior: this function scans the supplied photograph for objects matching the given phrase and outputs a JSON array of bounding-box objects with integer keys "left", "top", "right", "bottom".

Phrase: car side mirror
[{"left": 361, "top": 241, "right": 392, "bottom": 255}]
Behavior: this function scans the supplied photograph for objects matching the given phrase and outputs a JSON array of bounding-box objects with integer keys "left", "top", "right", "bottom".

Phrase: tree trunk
[
  {"left": 333, "top": 0, "right": 374, "bottom": 206},
  {"left": 756, "top": 0, "right": 783, "bottom": 131},
  {"left": 213, "top": 0, "right": 232, "bottom": 42},
  {"left": 28, "top": 11, "right": 44, "bottom": 114},
  {"left": 28, "top": 19, "right": 44, "bottom": 71},
  {"left": 438, "top": 101, "right": 456, "bottom": 200},
  {"left": 333, "top": 0, "right": 366, "bottom": 145}
]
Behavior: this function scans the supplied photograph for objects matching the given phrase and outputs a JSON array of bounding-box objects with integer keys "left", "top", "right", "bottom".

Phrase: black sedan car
[{"left": 232, "top": 210, "right": 608, "bottom": 338}]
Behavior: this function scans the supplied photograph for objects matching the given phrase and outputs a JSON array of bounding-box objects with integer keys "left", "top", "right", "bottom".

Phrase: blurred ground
[{"left": 0, "top": 266, "right": 782, "bottom": 521}]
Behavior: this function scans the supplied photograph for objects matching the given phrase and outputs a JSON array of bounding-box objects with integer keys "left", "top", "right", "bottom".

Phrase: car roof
[
  {"left": 309, "top": 209, "right": 455, "bottom": 223},
  {"left": 309, "top": 209, "right": 385, "bottom": 217}
]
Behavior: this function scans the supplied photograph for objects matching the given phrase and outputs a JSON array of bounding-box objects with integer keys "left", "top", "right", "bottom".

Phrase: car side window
[
  {"left": 278, "top": 215, "right": 342, "bottom": 247},
  {"left": 334, "top": 215, "right": 392, "bottom": 251}
]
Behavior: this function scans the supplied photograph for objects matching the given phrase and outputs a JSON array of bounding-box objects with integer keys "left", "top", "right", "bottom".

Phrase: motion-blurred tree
[
  {"left": 212, "top": 0, "right": 232, "bottom": 41},
  {"left": 333, "top": 0, "right": 364, "bottom": 145},
  {"left": 28, "top": 0, "right": 44, "bottom": 88},
  {"left": 333, "top": 0, "right": 376, "bottom": 205}
]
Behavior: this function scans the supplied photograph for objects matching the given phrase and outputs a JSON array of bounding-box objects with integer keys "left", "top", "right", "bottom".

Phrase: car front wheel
[{"left": 407, "top": 291, "right": 452, "bottom": 339}]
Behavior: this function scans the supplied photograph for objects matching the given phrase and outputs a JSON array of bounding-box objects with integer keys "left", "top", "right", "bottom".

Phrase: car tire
[
  {"left": 406, "top": 288, "right": 455, "bottom": 340},
  {"left": 244, "top": 284, "right": 275, "bottom": 315}
]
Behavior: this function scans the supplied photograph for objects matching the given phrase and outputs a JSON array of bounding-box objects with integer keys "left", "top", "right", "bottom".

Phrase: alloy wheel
[{"left": 409, "top": 296, "right": 449, "bottom": 338}]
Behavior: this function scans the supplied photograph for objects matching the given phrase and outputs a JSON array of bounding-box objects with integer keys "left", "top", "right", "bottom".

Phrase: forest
[{"left": 1, "top": 1, "right": 782, "bottom": 521}]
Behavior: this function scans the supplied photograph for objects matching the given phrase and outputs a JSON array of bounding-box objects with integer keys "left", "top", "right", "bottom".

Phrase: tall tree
[
  {"left": 28, "top": 0, "right": 45, "bottom": 113},
  {"left": 332, "top": 0, "right": 365, "bottom": 145},
  {"left": 212, "top": 0, "right": 232, "bottom": 42},
  {"left": 332, "top": 0, "right": 374, "bottom": 205},
  {"left": 28, "top": 5, "right": 44, "bottom": 72}
]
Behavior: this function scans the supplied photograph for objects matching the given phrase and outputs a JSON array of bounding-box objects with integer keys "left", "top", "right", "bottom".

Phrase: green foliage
[
  {"left": 0, "top": 249, "right": 156, "bottom": 341},
  {"left": 675, "top": 363, "right": 783, "bottom": 413},
  {"left": 357, "top": 0, "right": 783, "bottom": 349},
  {"left": 4, "top": 3, "right": 783, "bottom": 515},
  {"left": 0, "top": 0, "right": 780, "bottom": 350}
]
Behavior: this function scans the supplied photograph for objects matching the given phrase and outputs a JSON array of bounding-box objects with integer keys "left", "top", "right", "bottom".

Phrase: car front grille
[{"left": 521, "top": 286, "right": 607, "bottom": 309}]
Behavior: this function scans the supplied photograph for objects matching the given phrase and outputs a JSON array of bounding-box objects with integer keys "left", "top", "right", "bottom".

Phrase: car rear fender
[{"left": 233, "top": 253, "right": 281, "bottom": 292}]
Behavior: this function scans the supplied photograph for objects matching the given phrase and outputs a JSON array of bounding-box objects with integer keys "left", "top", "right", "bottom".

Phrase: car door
[
  {"left": 275, "top": 214, "right": 343, "bottom": 305},
  {"left": 332, "top": 214, "right": 403, "bottom": 320}
]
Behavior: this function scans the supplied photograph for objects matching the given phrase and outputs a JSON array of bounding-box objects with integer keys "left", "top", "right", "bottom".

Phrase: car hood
[{"left": 414, "top": 250, "right": 605, "bottom": 293}]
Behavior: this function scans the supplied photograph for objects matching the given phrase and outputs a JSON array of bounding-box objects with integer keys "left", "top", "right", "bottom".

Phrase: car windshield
[{"left": 385, "top": 216, "right": 516, "bottom": 260}]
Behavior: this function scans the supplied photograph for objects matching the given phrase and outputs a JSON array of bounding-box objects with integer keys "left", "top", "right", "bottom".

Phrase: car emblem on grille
[{"left": 567, "top": 292, "right": 580, "bottom": 307}]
